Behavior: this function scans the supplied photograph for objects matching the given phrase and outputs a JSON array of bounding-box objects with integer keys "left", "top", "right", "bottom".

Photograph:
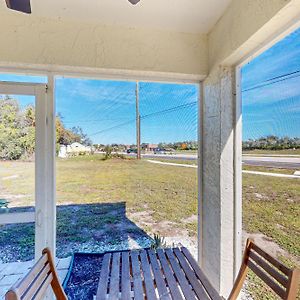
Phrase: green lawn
[
  {"left": 0, "top": 155, "right": 299, "bottom": 298},
  {"left": 243, "top": 172, "right": 300, "bottom": 257},
  {"left": 174, "top": 150, "right": 198, "bottom": 154},
  {"left": 242, "top": 170, "right": 300, "bottom": 299},
  {"left": 146, "top": 158, "right": 197, "bottom": 165},
  {"left": 0, "top": 156, "right": 198, "bottom": 221},
  {"left": 55, "top": 155, "right": 198, "bottom": 223},
  {"left": 0, "top": 155, "right": 198, "bottom": 261},
  {"left": 243, "top": 165, "right": 295, "bottom": 175}
]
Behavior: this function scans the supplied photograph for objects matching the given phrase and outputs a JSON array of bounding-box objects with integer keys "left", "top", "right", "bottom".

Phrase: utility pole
[{"left": 136, "top": 81, "right": 141, "bottom": 159}]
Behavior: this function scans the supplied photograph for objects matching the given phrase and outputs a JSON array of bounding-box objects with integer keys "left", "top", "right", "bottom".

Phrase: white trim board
[
  {"left": 0, "top": 63, "right": 205, "bottom": 84},
  {"left": 0, "top": 212, "right": 35, "bottom": 225}
]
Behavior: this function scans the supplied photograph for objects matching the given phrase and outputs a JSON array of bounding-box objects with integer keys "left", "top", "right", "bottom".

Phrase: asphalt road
[
  {"left": 242, "top": 155, "right": 300, "bottom": 170},
  {"left": 125, "top": 153, "right": 300, "bottom": 169}
]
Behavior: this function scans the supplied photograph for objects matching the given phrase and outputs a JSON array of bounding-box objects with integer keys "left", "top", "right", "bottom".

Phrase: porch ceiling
[{"left": 0, "top": 0, "right": 232, "bottom": 34}]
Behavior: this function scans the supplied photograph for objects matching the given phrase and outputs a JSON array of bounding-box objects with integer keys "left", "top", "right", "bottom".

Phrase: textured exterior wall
[
  {"left": 201, "top": 66, "right": 236, "bottom": 296},
  {"left": 208, "top": 0, "right": 298, "bottom": 68},
  {"left": 0, "top": 13, "right": 207, "bottom": 77},
  {"left": 201, "top": 0, "right": 300, "bottom": 295}
]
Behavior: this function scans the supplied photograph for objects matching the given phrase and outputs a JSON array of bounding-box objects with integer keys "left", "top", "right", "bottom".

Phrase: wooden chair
[
  {"left": 229, "top": 238, "right": 300, "bottom": 300},
  {"left": 5, "top": 248, "right": 67, "bottom": 300}
]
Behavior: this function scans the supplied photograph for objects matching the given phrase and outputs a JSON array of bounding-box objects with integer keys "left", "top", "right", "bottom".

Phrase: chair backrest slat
[
  {"left": 251, "top": 243, "right": 291, "bottom": 276},
  {"left": 5, "top": 248, "right": 67, "bottom": 300},
  {"left": 17, "top": 255, "right": 48, "bottom": 296},
  {"left": 229, "top": 239, "right": 300, "bottom": 300},
  {"left": 31, "top": 273, "right": 54, "bottom": 300},
  {"left": 248, "top": 260, "right": 286, "bottom": 299},
  {"left": 22, "top": 263, "right": 51, "bottom": 300},
  {"left": 249, "top": 251, "right": 288, "bottom": 287}
]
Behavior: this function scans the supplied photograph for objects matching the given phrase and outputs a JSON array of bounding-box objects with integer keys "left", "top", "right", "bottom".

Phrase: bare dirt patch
[
  {"left": 243, "top": 231, "right": 299, "bottom": 264},
  {"left": 182, "top": 214, "right": 198, "bottom": 224},
  {"left": 128, "top": 210, "right": 198, "bottom": 257}
]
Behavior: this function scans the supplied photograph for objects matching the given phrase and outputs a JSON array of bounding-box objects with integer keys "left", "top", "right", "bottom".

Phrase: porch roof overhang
[{"left": 0, "top": 0, "right": 298, "bottom": 82}]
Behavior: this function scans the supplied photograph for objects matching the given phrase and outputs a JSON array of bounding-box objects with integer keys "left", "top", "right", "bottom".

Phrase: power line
[
  {"left": 141, "top": 101, "right": 197, "bottom": 120},
  {"left": 88, "top": 101, "right": 197, "bottom": 137},
  {"left": 89, "top": 119, "right": 136, "bottom": 137},
  {"left": 264, "top": 70, "right": 300, "bottom": 82},
  {"left": 63, "top": 117, "right": 132, "bottom": 124},
  {"left": 242, "top": 70, "right": 300, "bottom": 93}
]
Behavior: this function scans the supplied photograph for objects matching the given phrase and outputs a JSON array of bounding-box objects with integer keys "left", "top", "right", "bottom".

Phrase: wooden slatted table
[{"left": 96, "top": 247, "right": 222, "bottom": 300}]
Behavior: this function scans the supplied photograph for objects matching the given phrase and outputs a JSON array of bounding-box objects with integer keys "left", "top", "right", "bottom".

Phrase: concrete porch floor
[{"left": 0, "top": 257, "right": 72, "bottom": 299}]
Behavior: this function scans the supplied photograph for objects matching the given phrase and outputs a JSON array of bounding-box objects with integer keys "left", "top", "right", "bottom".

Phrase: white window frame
[{"left": 0, "top": 81, "right": 55, "bottom": 260}]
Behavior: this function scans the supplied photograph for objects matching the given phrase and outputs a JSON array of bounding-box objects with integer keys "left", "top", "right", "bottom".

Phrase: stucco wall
[
  {"left": 208, "top": 0, "right": 300, "bottom": 69},
  {"left": 0, "top": 13, "right": 207, "bottom": 78}
]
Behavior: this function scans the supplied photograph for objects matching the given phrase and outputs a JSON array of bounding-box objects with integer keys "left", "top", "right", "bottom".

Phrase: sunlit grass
[{"left": 0, "top": 155, "right": 299, "bottom": 298}]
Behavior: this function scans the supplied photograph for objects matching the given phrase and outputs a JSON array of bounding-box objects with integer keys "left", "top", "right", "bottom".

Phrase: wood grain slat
[
  {"left": 5, "top": 248, "right": 67, "bottom": 300},
  {"left": 96, "top": 253, "right": 112, "bottom": 300},
  {"left": 173, "top": 248, "right": 210, "bottom": 300},
  {"left": 249, "top": 251, "right": 288, "bottom": 287},
  {"left": 248, "top": 261, "right": 286, "bottom": 299},
  {"left": 140, "top": 250, "right": 157, "bottom": 300},
  {"left": 110, "top": 252, "right": 121, "bottom": 300},
  {"left": 181, "top": 247, "right": 222, "bottom": 300},
  {"left": 17, "top": 254, "right": 48, "bottom": 295},
  {"left": 164, "top": 248, "right": 196, "bottom": 300},
  {"left": 121, "top": 251, "right": 131, "bottom": 300},
  {"left": 251, "top": 243, "right": 291, "bottom": 276},
  {"left": 31, "top": 273, "right": 53, "bottom": 300},
  {"left": 22, "top": 264, "right": 51, "bottom": 300},
  {"left": 131, "top": 251, "right": 144, "bottom": 300},
  {"left": 157, "top": 249, "right": 184, "bottom": 300},
  {"left": 148, "top": 250, "right": 171, "bottom": 300}
]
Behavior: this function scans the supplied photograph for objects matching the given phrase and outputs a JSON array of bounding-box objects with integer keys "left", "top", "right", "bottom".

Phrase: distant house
[
  {"left": 141, "top": 143, "right": 158, "bottom": 152},
  {"left": 58, "top": 142, "right": 92, "bottom": 158}
]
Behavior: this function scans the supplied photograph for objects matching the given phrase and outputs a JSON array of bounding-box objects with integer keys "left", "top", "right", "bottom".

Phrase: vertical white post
[
  {"left": 46, "top": 75, "right": 56, "bottom": 257},
  {"left": 35, "top": 85, "right": 48, "bottom": 259},
  {"left": 34, "top": 77, "right": 56, "bottom": 259},
  {"left": 197, "top": 82, "right": 203, "bottom": 264},
  {"left": 136, "top": 81, "right": 141, "bottom": 159},
  {"left": 201, "top": 66, "right": 242, "bottom": 297}
]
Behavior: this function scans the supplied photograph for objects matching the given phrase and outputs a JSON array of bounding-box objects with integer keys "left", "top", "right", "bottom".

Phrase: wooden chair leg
[
  {"left": 228, "top": 239, "right": 253, "bottom": 300},
  {"left": 286, "top": 269, "right": 300, "bottom": 300}
]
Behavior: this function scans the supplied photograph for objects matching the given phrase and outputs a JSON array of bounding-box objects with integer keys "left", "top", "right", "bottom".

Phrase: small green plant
[
  {"left": 104, "top": 146, "right": 112, "bottom": 160},
  {"left": 150, "top": 233, "right": 167, "bottom": 250}
]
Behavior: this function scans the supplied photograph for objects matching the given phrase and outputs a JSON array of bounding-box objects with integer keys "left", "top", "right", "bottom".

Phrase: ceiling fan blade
[
  {"left": 128, "top": 0, "right": 140, "bottom": 5},
  {"left": 5, "top": 0, "right": 31, "bottom": 13}
]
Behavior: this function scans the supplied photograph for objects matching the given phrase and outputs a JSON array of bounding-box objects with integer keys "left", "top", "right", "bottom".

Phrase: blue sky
[
  {"left": 54, "top": 79, "right": 198, "bottom": 144},
  {"left": 0, "top": 28, "right": 299, "bottom": 144},
  {"left": 242, "top": 28, "right": 300, "bottom": 140}
]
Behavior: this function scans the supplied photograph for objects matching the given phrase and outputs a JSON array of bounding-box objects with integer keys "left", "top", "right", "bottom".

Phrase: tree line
[
  {"left": 242, "top": 136, "right": 300, "bottom": 151},
  {"left": 0, "top": 96, "right": 90, "bottom": 160},
  {"left": 157, "top": 141, "right": 198, "bottom": 151}
]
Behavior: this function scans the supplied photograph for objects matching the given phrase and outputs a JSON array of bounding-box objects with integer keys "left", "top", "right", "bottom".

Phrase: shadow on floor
[{"left": 0, "top": 202, "right": 153, "bottom": 263}]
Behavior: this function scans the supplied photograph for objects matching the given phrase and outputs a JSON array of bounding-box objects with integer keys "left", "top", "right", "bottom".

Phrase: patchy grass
[
  {"left": 0, "top": 155, "right": 299, "bottom": 300},
  {"left": 243, "top": 170, "right": 300, "bottom": 299},
  {"left": 174, "top": 150, "right": 198, "bottom": 154},
  {"left": 243, "top": 165, "right": 296, "bottom": 175},
  {"left": 0, "top": 156, "right": 198, "bottom": 224},
  {"left": 55, "top": 156, "right": 198, "bottom": 223},
  {"left": 0, "top": 203, "right": 152, "bottom": 262},
  {"left": 0, "top": 155, "right": 198, "bottom": 261},
  {"left": 243, "top": 173, "right": 300, "bottom": 257},
  {"left": 146, "top": 158, "right": 197, "bottom": 166}
]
